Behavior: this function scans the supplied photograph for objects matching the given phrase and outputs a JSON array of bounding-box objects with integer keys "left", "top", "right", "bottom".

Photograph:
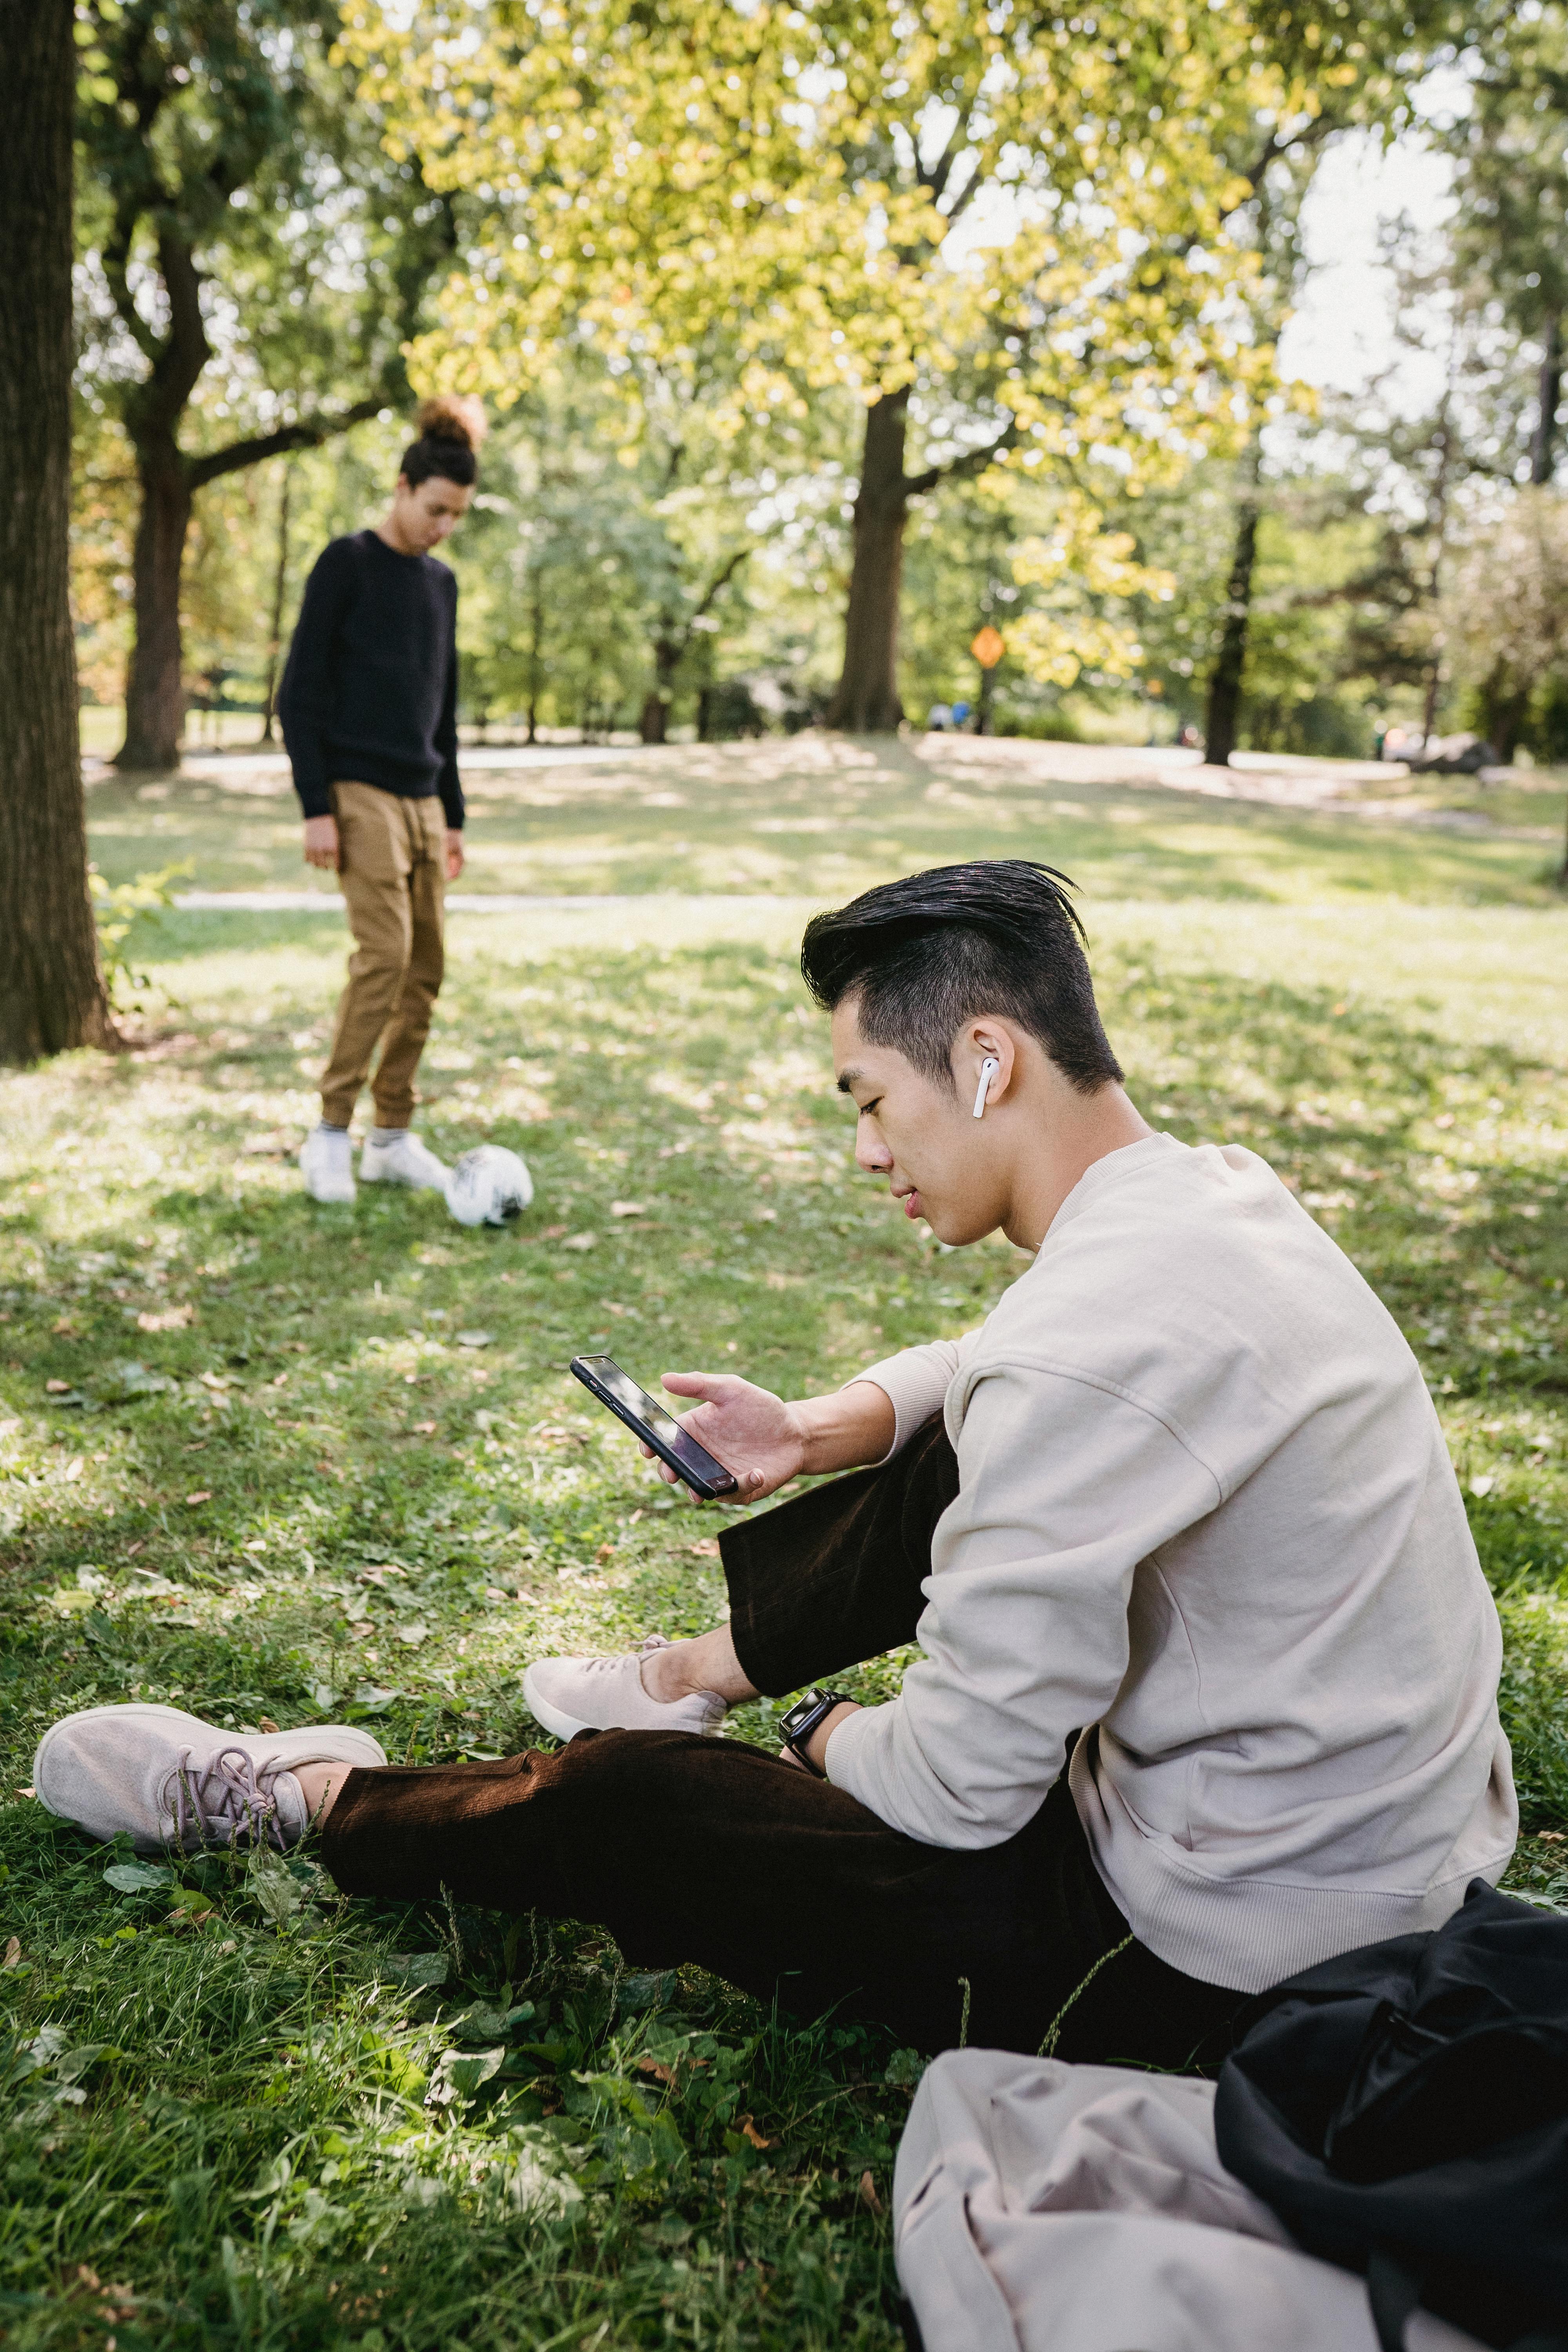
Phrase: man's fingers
[
  {"left": 660, "top": 1370, "right": 730, "bottom": 1401},
  {"left": 744, "top": 1467, "right": 767, "bottom": 1492}
]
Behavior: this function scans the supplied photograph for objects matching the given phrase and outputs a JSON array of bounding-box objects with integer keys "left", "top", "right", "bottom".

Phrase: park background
[{"left": 2, "top": 3, "right": 1568, "bottom": 2348}]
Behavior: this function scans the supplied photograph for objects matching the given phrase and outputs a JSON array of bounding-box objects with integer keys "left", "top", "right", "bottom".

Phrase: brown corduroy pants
[
  {"left": 318, "top": 782, "right": 447, "bottom": 1130},
  {"left": 321, "top": 1423, "right": 1250, "bottom": 2064}
]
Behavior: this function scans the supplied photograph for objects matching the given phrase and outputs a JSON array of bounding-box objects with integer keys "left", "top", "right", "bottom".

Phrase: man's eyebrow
[{"left": 836, "top": 1067, "right": 867, "bottom": 1096}]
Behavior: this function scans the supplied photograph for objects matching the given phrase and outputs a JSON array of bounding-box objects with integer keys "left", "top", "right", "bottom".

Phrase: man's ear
[{"left": 958, "top": 1021, "right": 1017, "bottom": 1109}]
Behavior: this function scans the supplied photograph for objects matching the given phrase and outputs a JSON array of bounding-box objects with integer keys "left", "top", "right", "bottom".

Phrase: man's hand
[
  {"left": 303, "top": 815, "right": 340, "bottom": 872},
  {"left": 445, "top": 830, "right": 465, "bottom": 882},
  {"left": 644, "top": 1373, "right": 807, "bottom": 1502},
  {"left": 646, "top": 1372, "right": 897, "bottom": 1504}
]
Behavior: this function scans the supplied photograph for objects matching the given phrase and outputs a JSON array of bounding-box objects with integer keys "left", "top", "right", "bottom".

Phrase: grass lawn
[{"left": 2, "top": 741, "right": 1566, "bottom": 2348}]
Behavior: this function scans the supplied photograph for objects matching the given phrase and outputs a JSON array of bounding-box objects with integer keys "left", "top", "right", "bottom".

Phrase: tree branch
[
  {"left": 187, "top": 397, "right": 388, "bottom": 490},
  {"left": 903, "top": 419, "right": 1017, "bottom": 499}
]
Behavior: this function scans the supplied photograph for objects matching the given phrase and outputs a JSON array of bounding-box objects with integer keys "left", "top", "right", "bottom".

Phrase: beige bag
[{"left": 893, "top": 2053, "right": 1488, "bottom": 2352}]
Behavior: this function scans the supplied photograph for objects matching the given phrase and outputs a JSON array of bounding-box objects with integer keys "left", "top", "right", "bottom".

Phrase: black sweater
[{"left": 278, "top": 530, "right": 464, "bottom": 828}]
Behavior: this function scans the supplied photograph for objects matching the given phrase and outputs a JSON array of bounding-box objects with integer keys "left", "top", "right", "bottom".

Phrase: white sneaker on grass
[
  {"left": 31, "top": 1704, "right": 387, "bottom": 1856},
  {"left": 523, "top": 1634, "right": 726, "bottom": 1743},
  {"left": 299, "top": 1125, "right": 356, "bottom": 1205},
  {"left": 360, "top": 1131, "right": 448, "bottom": 1191}
]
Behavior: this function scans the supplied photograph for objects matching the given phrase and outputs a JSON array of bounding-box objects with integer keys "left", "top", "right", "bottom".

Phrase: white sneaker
[
  {"left": 523, "top": 1634, "right": 726, "bottom": 1742},
  {"left": 300, "top": 1125, "right": 356, "bottom": 1205},
  {"left": 361, "top": 1131, "right": 449, "bottom": 1191},
  {"left": 32, "top": 1703, "right": 387, "bottom": 1855}
]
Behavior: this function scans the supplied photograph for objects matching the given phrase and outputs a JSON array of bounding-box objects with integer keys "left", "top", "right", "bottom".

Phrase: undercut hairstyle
[
  {"left": 399, "top": 393, "right": 487, "bottom": 489},
  {"left": 799, "top": 860, "right": 1124, "bottom": 1095}
]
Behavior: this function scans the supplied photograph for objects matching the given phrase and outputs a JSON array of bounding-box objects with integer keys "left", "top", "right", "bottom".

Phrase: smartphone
[{"left": 569, "top": 1353, "right": 739, "bottom": 1499}]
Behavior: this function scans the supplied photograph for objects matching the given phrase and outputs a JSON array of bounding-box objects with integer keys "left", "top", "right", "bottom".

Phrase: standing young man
[
  {"left": 279, "top": 396, "right": 483, "bottom": 1206},
  {"left": 32, "top": 864, "right": 1517, "bottom": 2065}
]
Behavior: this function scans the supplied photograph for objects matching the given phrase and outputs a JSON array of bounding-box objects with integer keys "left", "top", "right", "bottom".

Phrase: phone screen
[{"left": 570, "top": 1355, "right": 738, "bottom": 1495}]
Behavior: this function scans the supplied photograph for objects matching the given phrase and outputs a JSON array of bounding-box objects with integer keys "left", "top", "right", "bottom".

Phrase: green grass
[
  {"left": 84, "top": 733, "right": 1568, "bottom": 905},
  {"left": 1, "top": 757, "right": 1566, "bottom": 2347}
]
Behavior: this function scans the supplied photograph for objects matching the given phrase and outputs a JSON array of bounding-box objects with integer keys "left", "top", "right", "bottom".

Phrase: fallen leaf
[
  {"left": 1469, "top": 1475, "right": 1495, "bottom": 1499},
  {"left": 16, "top": 1787, "right": 34, "bottom": 1800},
  {"left": 637, "top": 2055, "right": 676, "bottom": 2086},
  {"left": 64, "top": 1457, "right": 85, "bottom": 1482},
  {"left": 739, "top": 2114, "right": 774, "bottom": 2150},
  {"left": 541, "top": 1224, "right": 568, "bottom": 1240},
  {"left": 609, "top": 1200, "right": 646, "bottom": 1218},
  {"left": 408, "top": 1420, "right": 437, "bottom": 1435},
  {"left": 689, "top": 1538, "right": 720, "bottom": 1558},
  {"left": 45, "top": 1379, "right": 71, "bottom": 1395},
  {"left": 858, "top": 2169, "right": 884, "bottom": 2216},
  {"left": 136, "top": 1305, "right": 193, "bottom": 1332},
  {"left": 562, "top": 1232, "right": 598, "bottom": 1251},
  {"left": 257, "top": 1717, "right": 279, "bottom": 1735},
  {"left": 2, "top": 1937, "right": 20, "bottom": 1969},
  {"left": 185, "top": 1491, "right": 212, "bottom": 1506},
  {"left": 456, "top": 1331, "right": 493, "bottom": 1349},
  {"left": 52, "top": 1318, "right": 79, "bottom": 1337}
]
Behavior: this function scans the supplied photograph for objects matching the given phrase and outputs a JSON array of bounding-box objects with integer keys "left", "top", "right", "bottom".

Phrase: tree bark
[
  {"left": 0, "top": 0, "right": 111, "bottom": 1062},
  {"left": 1531, "top": 312, "right": 1562, "bottom": 487},
  {"left": 825, "top": 391, "right": 911, "bottom": 732},
  {"left": 1203, "top": 459, "right": 1262, "bottom": 768},
  {"left": 259, "top": 459, "right": 293, "bottom": 744}
]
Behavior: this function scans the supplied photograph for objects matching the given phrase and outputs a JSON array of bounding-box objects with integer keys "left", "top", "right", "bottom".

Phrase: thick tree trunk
[
  {"left": 1203, "top": 464, "right": 1261, "bottom": 768},
  {"left": 0, "top": 0, "right": 111, "bottom": 1062},
  {"left": 117, "top": 430, "right": 192, "bottom": 770},
  {"left": 639, "top": 631, "right": 684, "bottom": 743},
  {"left": 1531, "top": 312, "right": 1562, "bottom": 487},
  {"left": 825, "top": 391, "right": 911, "bottom": 733}
]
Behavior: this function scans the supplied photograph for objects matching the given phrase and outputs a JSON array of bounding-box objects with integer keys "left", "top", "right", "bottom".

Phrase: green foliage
[{"left": 88, "top": 860, "right": 192, "bottom": 1010}]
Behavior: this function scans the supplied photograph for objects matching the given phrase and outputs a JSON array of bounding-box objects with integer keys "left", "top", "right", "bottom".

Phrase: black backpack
[{"left": 1213, "top": 1880, "right": 1568, "bottom": 2352}]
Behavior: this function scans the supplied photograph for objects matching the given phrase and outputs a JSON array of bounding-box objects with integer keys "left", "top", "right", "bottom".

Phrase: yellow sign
[{"left": 971, "top": 625, "right": 1005, "bottom": 670}]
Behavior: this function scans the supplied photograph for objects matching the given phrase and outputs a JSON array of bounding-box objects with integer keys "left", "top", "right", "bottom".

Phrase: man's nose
[{"left": 856, "top": 1127, "right": 894, "bottom": 1175}]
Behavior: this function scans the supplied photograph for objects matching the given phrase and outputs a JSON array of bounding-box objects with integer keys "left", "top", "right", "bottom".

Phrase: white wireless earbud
[{"left": 972, "top": 1056, "right": 1001, "bottom": 1118}]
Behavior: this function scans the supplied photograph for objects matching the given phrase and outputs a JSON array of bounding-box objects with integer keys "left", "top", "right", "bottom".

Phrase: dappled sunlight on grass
[{"left": 0, "top": 771, "right": 1565, "bottom": 2341}]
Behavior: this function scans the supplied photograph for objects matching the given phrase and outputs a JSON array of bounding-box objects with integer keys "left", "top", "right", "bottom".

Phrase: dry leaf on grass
[
  {"left": 2, "top": 1936, "right": 20, "bottom": 1969},
  {"left": 858, "top": 2169, "right": 884, "bottom": 2216},
  {"left": 738, "top": 2115, "right": 774, "bottom": 2150},
  {"left": 185, "top": 1491, "right": 212, "bottom": 1505}
]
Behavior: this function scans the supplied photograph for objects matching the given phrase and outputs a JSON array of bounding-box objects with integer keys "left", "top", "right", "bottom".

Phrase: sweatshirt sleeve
[
  {"left": 435, "top": 576, "right": 464, "bottom": 830},
  {"left": 846, "top": 1333, "right": 979, "bottom": 1455},
  {"left": 278, "top": 542, "right": 354, "bottom": 820},
  {"left": 824, "top": 1360, "right": 1223, "bottom": 1848}
]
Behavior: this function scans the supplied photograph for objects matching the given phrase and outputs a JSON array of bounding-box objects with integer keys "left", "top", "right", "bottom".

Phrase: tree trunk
[
  {"left": 0, "top": 0, "right": 111, "bottom": 1063},
  {"left": 116, "top": 429, "right": 192, "bottom": 771},
  {"left": 1203, "top": 460, "right": 1261, "bottom": 768},
  {"left": 1531, "top": 312, "right": 1562, "bottom": 486},
  {"left": 639, "top": 630, "right": 684, "bottom": 744},
  {"left": 825, "top": 390, "right": 911, "bottom": 732},
  {"left": 259, "top": 458, "right": 293, "bottom": 744}
]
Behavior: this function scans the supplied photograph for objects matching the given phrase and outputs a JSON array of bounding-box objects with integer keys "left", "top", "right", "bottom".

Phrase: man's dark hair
[{"left": 799, "top": 860, "right": 1123, "bottom": 1094}]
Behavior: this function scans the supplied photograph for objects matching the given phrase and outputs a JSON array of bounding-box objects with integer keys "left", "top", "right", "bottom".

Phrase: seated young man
[{"left": 33, "top": 861, "right": 1516, "bottom": 2068}]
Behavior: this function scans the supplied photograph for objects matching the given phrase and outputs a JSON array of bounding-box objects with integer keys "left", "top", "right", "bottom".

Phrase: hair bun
[{"left": 414, "top": 393, "right": 487, "bottom": 452}]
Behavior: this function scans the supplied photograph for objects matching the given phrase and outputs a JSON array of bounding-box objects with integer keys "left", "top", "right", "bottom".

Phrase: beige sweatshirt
[{"left": 825, "top": 1132, "right": 1516, "bottom": 1994}]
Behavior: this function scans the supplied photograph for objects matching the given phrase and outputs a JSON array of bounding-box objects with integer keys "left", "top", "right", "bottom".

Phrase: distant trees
[
  {"left": 74, "top": 0, "right": 459, "bottom": 770},
  {"left": 1, "top": 0, "right": 109, "bottom": 1062},
  {"left": 353, "top": 0, "right": 1286, "bottom": 733}
]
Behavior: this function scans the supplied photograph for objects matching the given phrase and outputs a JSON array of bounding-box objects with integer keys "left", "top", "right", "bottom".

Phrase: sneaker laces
[{"left": 164, "top": 1746, "right": 294, "bottom": 1852}]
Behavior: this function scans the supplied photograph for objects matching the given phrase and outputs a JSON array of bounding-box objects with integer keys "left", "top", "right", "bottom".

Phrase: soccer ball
[{"left": 445, "top": 1145, "right": 534, "bottom": 1227}]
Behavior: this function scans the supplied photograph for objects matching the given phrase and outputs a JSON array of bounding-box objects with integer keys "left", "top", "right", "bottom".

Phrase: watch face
[{"left": 780, "top": 1690, "right": 827, "bottom": 1741}]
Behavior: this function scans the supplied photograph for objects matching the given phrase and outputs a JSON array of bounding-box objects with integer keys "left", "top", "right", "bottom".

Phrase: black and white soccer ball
[{"left": 445, "top": 1145, "right": 534, "bottom": 1227}]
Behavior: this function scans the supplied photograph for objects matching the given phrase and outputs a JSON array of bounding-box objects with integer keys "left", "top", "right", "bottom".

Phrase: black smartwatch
[{"left": 779, "top": 1687, "right": 851, "bottom": 1779}]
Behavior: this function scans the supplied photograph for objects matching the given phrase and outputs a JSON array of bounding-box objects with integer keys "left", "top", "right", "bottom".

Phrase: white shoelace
[{"left": 164, "top": 1746, "right": 292, "bottom": 1851}]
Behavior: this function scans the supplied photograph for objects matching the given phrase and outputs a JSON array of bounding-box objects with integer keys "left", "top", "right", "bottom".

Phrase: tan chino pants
[{"left": 318, "top": 782, "right": 447, "bottom": 1130}]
